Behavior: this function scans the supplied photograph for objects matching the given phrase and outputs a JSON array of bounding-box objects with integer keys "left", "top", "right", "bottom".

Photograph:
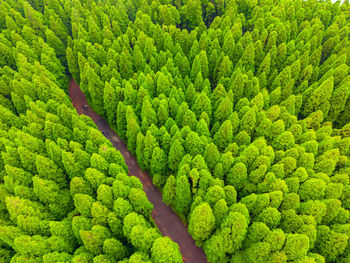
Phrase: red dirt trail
[{"left": 69, "top": 79, "right": 208, "bottom": 263}]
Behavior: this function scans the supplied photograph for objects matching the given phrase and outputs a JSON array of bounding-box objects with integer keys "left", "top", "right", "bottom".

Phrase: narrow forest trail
[{"left": 69, "top": 79, "right": 208, "bottom": 263}]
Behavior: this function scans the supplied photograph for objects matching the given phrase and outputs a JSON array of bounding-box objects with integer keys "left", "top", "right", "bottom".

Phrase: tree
[
  {"left": 74, "top": 194, "right": 94, "bottom": 217},
  {"left": 203, "top": 233, "right": 228, "bottom": 263},
  {"left": 123, "top": 212, "right": 149, "bottom": 240},
  {"left": 156, "top": 73, "right": 172, "bottom": 97},
  {"left": 272, "top": 131, "right": 295, "bottom": 151},
  {"left": 224, "top": 186, "right": 237, "bottom": 206},
  {"left": 193, "top": 92, "right": 212, "bottom": 120},
  {"left": 174, "top": 175, "right": 192, "bottom": 215},
  {"left": 14, "top": 235, "right": 50, "bottom": 257},
  {"left": 214, "top": 120, "right": 233, "bottom": 151},
  {"left": 130, "top": 225, "right": 161, "bottom": 253},
  {"left": 143, "top": 131, "right": 159, "bottom": 170},
  {"left": 198, "top": 51, "right": 209, "bottom": 79},
  {"left": 103, "top": 238, "right": 128, "bottom": 261},
  {"left": 113, "top": 198, "right": 133, "bottom": 219},
  {"left": 184, "top": 131, "right": 205, "bottom": 157},
  {"left": 158, "top": 100, "right": 169, "bottom": 126},
  {"left": 70, "top": 177, "right": 94, "bottom": 197},
  {"left": 204, "top": 143, "right": 221, "bottom": 172},
  {"left": 240, "top": 108, "right": 256, "bottom": 136},
  {"left": 283, "top": 234, "right": 309, "bottom": 260},
  {"left": 151, "top": 147, "right": 167, "bottom": 184},
  {"left": 240, "top": 43, "right": 255, "bottom": 72},
  {"left": 180, "top": 0, "right": 202, "bottom": 30},
  {"left": 126, "top": 107, "right": 140, "bottom": 154},
  {"left": 141, "top": 98, "right": 158, "bottom": 133},
  {"left": 43, "top": 252, "right": 72, "bottom": 262},
  {"left": 128, "top": 188, "right": 153, "bottom": 218},
  {"left": 119, "top": 47, "right": 133, "bottom": 80},
  {"left": 217, "top": 56, "right": 233, "bottom": 81},
  {"left": 90, "top": 153, "right": 109, "bottom": 174},
  {"left": 245, "top": 242, "right": 271, "bottom": 263},
  {"left": 85, "top": 65, "right": 105, "bottom": 116},
  {"left": 196, "top": 119, "right": 210, "bottom": 137},
  {"left": 36, "top": 155, "right": 66, "bottom": 188},
  {"left": 158, "top": 5, "right": 180, "bottom": 26},
  {"left": 163, "top": 175, "right": 176, "bottom": 206},
  {"left": 190, "top": 55, "right": 202, "bottom": 83},
  {"left": 123, "top": 81, "right": 137, "bottom": 108},
  {"left": 188, "top": 202, "right": 215, "bottom": 243},
  {"left": 303, "top": 77, "right": 334, "bottom": 118},
  {"left": 151, "top": 237, "right": 182, "bottom": 263},
  {"left": 316, "top": 226, "right": 349, "bottom": 262},
  {"left": 299, "top": 179, "right": 326, "bottom": 201},
  {"left": 103, "top": 82, "right": 118, "bottom": 125},
  {"left": 214, "top": 97, "right": 233, "bottom": 125},
  {"left": 327, "top": 83, "right": 350, "bottom": 123},
  {"left": 257, "top": 207, "right": 281, "bottom": 229},
  {"left": 133, "top": 45, "right": 146, "bottom": 72},
  {"left": 207, "top": 212, "right": 248, "bottom": 257},
  {"left": 80, "top": 226, "right": 111, "bottom": 255},
  {"left": 168, "top": 139, "right": 185, "bottom": 172}
]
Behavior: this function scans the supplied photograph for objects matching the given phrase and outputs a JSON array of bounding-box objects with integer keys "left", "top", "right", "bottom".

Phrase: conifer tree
[
  {"left": 174, "top": 175, "right": 192, "bottom": 216},
  {"left": 188, "top": 202, "right": 215, "bottom": 243},
  {"left": 168, "top": 139, "right": 185, "bottom": 172},
  {"left": 2, "top": 0, "right": 350, "bottom": 261},
  {"left": 303, "top": 77, "right": 334, "bottom": 118},
  {"left": 214, "top": 120, "right": 233, "bottom": 151}
]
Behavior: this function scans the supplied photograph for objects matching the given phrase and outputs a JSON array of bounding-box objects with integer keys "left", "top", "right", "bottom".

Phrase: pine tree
[
  {"left": 163, "top": 175, "right": 176, "bottom": 206},
  {"left": 193, "top": 93, "right": 212, "bottom": 121},
  {"left": 45, "top": 28, "right": 66, "bottom": 64},
  {"left": 126, "top": 107, "right": 140, "bottom": 154},
  {"left": 188, "top": 202, "right": 215, "bottom": 242},
  {"left": 303, "top": 77, "right": 334, "bottom": 118},
  {"left": 168, "top": 139, "right": 185, "bottom": 172},
  {"left": 190, "top": 55, "right": 202, "bottom": 83},
  {"left": 327, "top": 83, "right": 350, "bottom": 123},
  {"left": 217, "top": 56, "right": 233, "bottom": 81},
  {"left": 151, "top": 237, "right": 183, "bottom": 263},
  {"left": 151, "top": 147, "right": 167, "bottom": 176},
  {"left": 119, "top": 47, "right": 134, "bottom": 80},
  {"left": 103, "top": 82, "right": 118, "bottom": 125},
  {"left": 143, "top": 131, "right": 159, "bottom": 171},
  {"left": 116, "top": 102, "right": 127, "bottom": 140},
  {"left": 181, "top": 0, "right": 203, "bottom": 30},
  {"left": 174, "top": 175, "right": 192, "bottom": 215},
  {"left": 133, "top": 45, "right": 146, "bottom": 72},
  {"left": 215, "top": 97, "right": 233, "bottom": 124},
  {"left": 141, "top": 98, "right": 158, "bottom": 134},
  {"left": 214, "top": 120, "right": 233, "bottom": 151},
  {"left": 86, "top": 65, "right": 104, "bottom": 115}
]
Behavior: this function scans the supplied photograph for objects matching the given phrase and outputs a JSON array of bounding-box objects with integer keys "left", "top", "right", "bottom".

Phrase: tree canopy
[{"left": 1, "top": 0, "right": 350, "bottom": 262}]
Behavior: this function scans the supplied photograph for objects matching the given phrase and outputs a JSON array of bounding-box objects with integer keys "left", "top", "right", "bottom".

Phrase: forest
[{"left": 0, "top": 0, "right": 350, "bottom": 262}]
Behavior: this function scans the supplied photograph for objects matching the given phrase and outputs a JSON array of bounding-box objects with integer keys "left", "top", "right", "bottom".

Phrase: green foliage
[
  {"left": 168, "top": 139, "right": 185, "bottom": 172},
  {"left": 130, "top": 225, "right": 161, "bottom": 253},
  {"left": 283, "top": 234, "right": 309, "bottom": 260},
  {"left": 103, "top": 238, "right": 127, "bottom": 261},
  {"left": 174, "top": 175, "right": 192, "bottom": 215},
  {"left": 188, "top": 202, "right": 215, "bottom": 243},
  {"left": 151, "top": 237, "right": 182, "bottom": 263},
  {"left": 2, "top": 0, "right": 350, "bottom": 262},
  {"left": 162, "top": 175, "right": 176, "bottom": 206}
]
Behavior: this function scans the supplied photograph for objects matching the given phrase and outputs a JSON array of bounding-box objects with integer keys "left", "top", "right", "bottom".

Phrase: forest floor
[{"left": 69, "top": 79, "right": 208, "bottom": 263}]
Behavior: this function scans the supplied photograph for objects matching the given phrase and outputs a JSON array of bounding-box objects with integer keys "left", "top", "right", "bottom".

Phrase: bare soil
[{"left": 69, "top": 79, "right": 208, "bottom": 263}]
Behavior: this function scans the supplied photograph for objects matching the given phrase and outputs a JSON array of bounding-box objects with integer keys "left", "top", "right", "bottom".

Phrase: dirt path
[{"left": 69, "top": 79, "right": 208, "bottom": 263}]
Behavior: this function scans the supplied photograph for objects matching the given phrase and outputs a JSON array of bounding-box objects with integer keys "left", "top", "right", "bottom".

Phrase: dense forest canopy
[{"left": 0, "top": 0, "right": 350, "bottom": 262}]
